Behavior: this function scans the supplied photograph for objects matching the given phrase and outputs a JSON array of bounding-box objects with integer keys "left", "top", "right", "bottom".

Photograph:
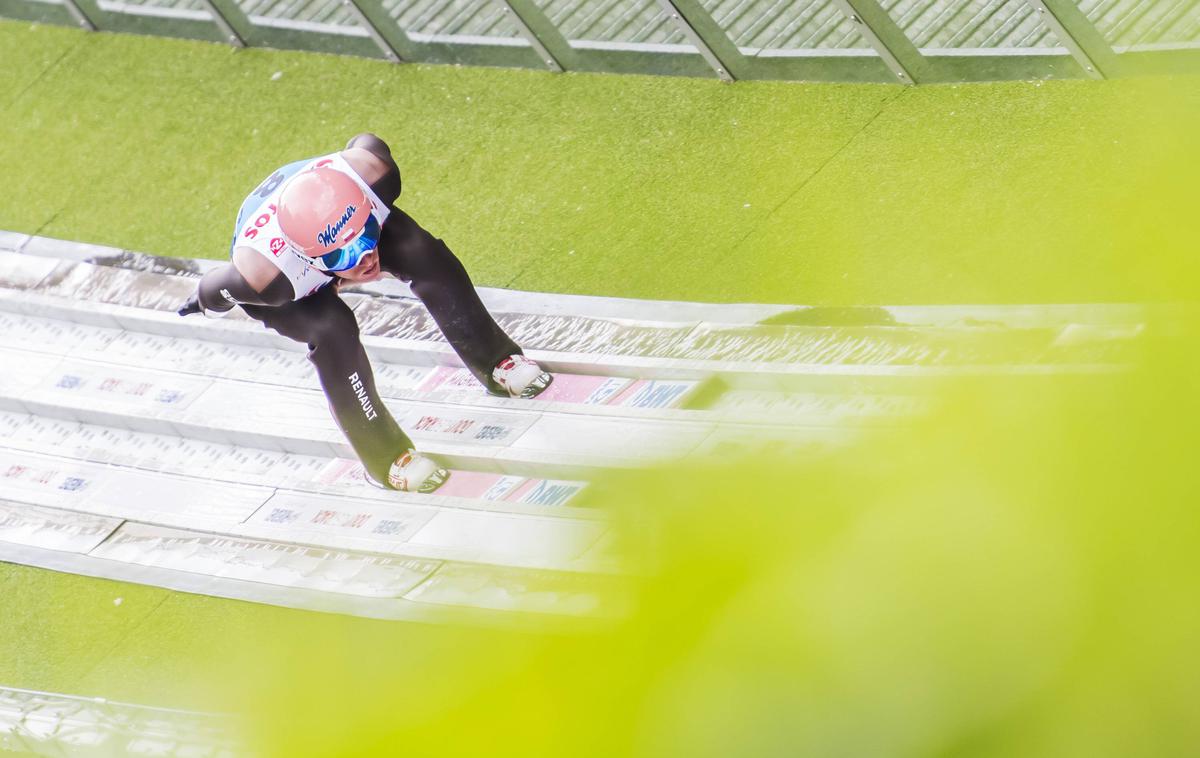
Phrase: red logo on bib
[{"left": 269, "top": 237, "right": 286, "bottom": 256}]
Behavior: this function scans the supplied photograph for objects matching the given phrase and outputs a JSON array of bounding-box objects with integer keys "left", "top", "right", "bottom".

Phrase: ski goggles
[{"left": 309, "top": 214, "right": 382, "bottom": 273}]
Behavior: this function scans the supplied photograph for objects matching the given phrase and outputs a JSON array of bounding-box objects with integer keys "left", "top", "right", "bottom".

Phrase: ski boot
[
  {"left": 491, "top": 354, "right": 553, "bottom": 399},
  {"left": 387, "top": 449, "right": 449, "bottom": 493}
]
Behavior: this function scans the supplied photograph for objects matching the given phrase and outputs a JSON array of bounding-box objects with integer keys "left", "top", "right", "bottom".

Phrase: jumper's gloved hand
[{"left": 177, "top": 292, "right": 203, "bottom": 317}]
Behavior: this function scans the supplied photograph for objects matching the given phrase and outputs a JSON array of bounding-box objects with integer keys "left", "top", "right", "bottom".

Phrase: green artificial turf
[
  {"left": 0, "top": 21, "right": 81, "bottom": 104},
  {"left": 2, "top": 21, "right": 1197, "bottom": 306},
  {"left": 0, "top": 564, "right": 171, "bottom": 693},
  {"left": 0, "top": 562, "right": 453, "bottom": 708},
  {"left": 0, "top": 561, "right": 562, "bottom": 717}
]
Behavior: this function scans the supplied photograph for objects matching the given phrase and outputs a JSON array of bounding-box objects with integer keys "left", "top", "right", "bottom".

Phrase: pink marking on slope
[
  {"left": 435, "top": 470, "right": 514, "bottom": 499},
  {"left": 415, "top": 366, "right": 473, "bottom": 394},
  {"left": 533, "top": 374, "right": 607, "bottom": 403}
]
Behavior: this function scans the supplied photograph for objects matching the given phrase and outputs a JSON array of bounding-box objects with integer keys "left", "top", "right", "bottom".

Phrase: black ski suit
[{"left": 187, "top": 135, "right": 520, "bottom": 486}]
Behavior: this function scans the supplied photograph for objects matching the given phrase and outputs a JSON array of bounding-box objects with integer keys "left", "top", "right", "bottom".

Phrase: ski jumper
[{"left": 222, "top": 148, "right": 520, "bottom": 486}]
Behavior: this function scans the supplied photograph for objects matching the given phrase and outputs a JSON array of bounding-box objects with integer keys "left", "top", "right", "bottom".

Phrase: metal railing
[{"left": 0, "top": 0, "right": 1197, "bottom": 82}]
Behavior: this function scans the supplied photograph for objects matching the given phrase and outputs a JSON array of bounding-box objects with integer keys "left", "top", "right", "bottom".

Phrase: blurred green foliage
[{"left": 212, "top": 316, "right": 1197, "bottom": 757}]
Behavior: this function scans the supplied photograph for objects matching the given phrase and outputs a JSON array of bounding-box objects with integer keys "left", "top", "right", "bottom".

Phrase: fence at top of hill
[{"left": 1, "top": 0, "right": 1197, "bottom": 83}]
